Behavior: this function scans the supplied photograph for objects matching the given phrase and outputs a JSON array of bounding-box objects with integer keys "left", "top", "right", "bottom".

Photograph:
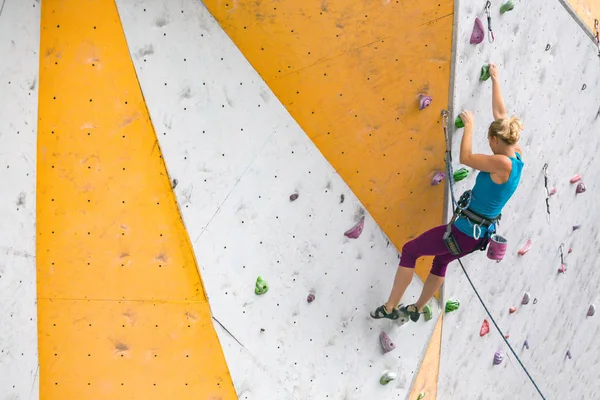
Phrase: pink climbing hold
[
  {"left": 576, "top": 182, "right": 586, "bottom": 194},
  {"left": 344, "top": 216, "right": 365, "bottom": 239},
  {"left": 587, "top": 304, "right": 596, "bottom": 317},
  {"left": 558, "top": 264, "right": 567, "bottom": 274},
  {"left": 431, "top": 171, "right": 445, "bottom": 186},
  {"left": 380, "top": 331, "right": 396, "bottom": 353},
  {"left": 522, "top": 292, "right": 531, "bottom": 305},
  {"left": 493, "top": 350, "right": 504, "bottom": 365},
  {"left": 548, "top": 187, "right": 558, "bottom": 196},
  {"left": 570, "top": 174, "right": 581, "bottom": 183},
  {"left": 509, "top": 306, "right": 517, "bottom": 314},
  {"left": 518, "top": 239, "right": 533, "bottom": 256},
  {"left": 419, "top": 94, "right": 433, "bottom": 110},
  {"left": 480, "top": 319, "right": 490, "bottom": 337},
  {"left": 470, "top": 18, "right": 485, "bottom": 44},
  {"left": 307, "top": 293, "right": 315, "bottom": 303},
  {"left": 568, "top": 247, "right": 573, "bottom": 254}
]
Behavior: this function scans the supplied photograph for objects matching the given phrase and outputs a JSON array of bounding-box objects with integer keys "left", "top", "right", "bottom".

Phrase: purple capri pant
[{"left": 399, "top": 224, "right": 482, "bottom": 277}]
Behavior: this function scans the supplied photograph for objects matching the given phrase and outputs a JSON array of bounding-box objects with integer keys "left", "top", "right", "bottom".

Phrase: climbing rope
[{"left": 442, "top": 109, "right": 547, "bottom": 399}]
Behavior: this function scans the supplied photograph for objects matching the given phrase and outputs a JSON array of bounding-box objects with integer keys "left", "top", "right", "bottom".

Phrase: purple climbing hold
[
  {"left": 493, "top": 350, "right": 504, "bottom": 365},
  {"left": 588, "top": 304, "right": 596, "bottom": 317},
  {"left": 431, "top": 171, "right": 445, "bottom": 186},
  {"left": 290, "top": 193, "right": 299, "bottom": 201},
  {"left": 307, "top": 293, "right": 315, "bottom": 303},
  {"left": 522, "top": 292, "right": 531, "bottom": 305},
  {"left": 470, "top": 18, "right": 485, "bottom": 44},
  {"left": 379, "top": 331, "right": 396, "bottom": 354},
  {"left": 419, "top": 94, "right": 433, "bottom": 110},
  {"left": 523, "top": 340, "right": 530, "bottom": 350},
  {"left": 576, "top": 182, "right": 586, "bottom": 194},
  {"left": 344, "top": 216, "right": 365, "bottom": 239},
  {"left": 573, "top": 224, "right": 582, "bottom": 231},
  {"left": 566, "top": 350, "right": 572, "bottom": 359}
]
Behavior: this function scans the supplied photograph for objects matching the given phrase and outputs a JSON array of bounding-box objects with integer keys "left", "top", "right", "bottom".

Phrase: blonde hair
[{"left": 488, "top": 117, "right": 523, "bottom": 145}]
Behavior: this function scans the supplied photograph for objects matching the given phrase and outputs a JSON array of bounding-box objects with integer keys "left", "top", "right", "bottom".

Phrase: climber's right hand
[
  {"left": 489, "top": 63, "right": 498, "bottom": 80},
  {"left": 460, "top": 110, "right": 474, "bottom": 129}
]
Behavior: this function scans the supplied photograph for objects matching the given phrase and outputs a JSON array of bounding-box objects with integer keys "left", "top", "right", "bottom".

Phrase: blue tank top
[{"left": 454, "top": 153, "right": 524, "bottom": 238}]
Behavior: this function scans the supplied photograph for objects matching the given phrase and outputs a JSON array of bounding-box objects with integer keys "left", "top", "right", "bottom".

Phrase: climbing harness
[
  {"left": 485, "top": 1, "right": 495, "bottom": 43},
  {"left": 542, "top": 163, "right": 551, "bottom": 224},
  {"left": 442, "top": 109, "right": 547, "bottom": 399}
]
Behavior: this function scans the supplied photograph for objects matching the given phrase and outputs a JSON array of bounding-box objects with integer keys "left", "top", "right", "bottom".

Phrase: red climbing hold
[
  {"left": 380, "top": 331, "right": 396, "bottom": 353},
  {"left": 480, "top": 319, "right": 490, "bottom": 337},
  {"left": 509, "top": 306, "right": 517, "bottom": 314},
  {"left": 419, "top": 94, "right": 433, "bottom": 110},
  {"left": 576, "top": 182, "right": 586, "bottom": 194},
  {"left": 431, "top": 171, "right": 445, "bottom": 186},
  {"left": 570, "top": 174, "right": 581, "bottom": 183},
  {"left": 504, "top": 334, "right": 510, "bottom": 339},
  {"left": 344, "top": 216, "right": 365, "bottom": 239},
  {"left": 470, "top": 18, "right": 485, "bottom": 44},
  {"left": 518, "top": 239, "right": 533, "bottom": 255}
]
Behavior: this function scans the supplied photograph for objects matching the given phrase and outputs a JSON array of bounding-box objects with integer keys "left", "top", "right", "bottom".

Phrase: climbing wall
[
  {"left": 0, "top": 1, "right": 40, "bottom": 398},
  {"left": 440, "top": 1, "right": 600, "bottom": 399},
  {"left": 563, "top": 0, "right": 600, "bottom": 34},
  {"left": 115, "top": 0, "right": 441, "bottom": 398},
  {"left": 36, "top": 0, "right": 236, "bottom": 398}
]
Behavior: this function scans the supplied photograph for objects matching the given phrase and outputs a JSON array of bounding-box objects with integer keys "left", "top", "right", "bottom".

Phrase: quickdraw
[
  {"left": 542, "top": 163, "right": 551, "bottom": 224},
  {"left": 595, "top": 19, "right": 600, "bottom": 58},
  {"left": 485, "top": 1, "right": 495, "bottom": 43}
]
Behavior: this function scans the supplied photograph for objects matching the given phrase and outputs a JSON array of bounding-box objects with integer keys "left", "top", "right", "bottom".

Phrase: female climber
[{"left": 370, "top": 63, "right": 525, "bottom": 322}]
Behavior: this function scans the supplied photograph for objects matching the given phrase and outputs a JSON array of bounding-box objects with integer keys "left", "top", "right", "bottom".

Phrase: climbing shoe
[
  {"left": 400, "top": 304, "right": 421, "bottom": 322},
  {"left": 370, "top": 304, "right": 401, "bottom": 320}
]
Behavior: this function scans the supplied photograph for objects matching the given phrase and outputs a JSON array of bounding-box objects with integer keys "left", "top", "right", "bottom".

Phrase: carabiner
[{"left": 485, "top": 1, "right": 495, "bottom": 43}]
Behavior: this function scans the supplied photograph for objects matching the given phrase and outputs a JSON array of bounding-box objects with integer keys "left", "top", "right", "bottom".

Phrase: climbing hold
[
  {"left": 573, "top": 224, "right": 581, "bottom": 231},
  {"left": 423, "top": 304, "right": 433, "bottom": 321},
  {"left": 254, "top": 276, "right": 269, "bottom": 295},
  {"left": 470, "top": 18, "right": 485, "bottom": 44},
  {"left": 487, "top": 234, "right": 508, "bottom": 261},
  {"left": 453, "top": 167, "right": 469, "bottom": 182},
  {"left": 566, "top": 350, "right": 572, "bottom": 359},
  {"left": 576, "top": 182, "right": 586, "bottom": 194},
  {"left": 289, "top": 193, "right": 299, "bottom": 201},
  {"left": 344, "top": 216, "right": 365, "bottom": 239},
  {"left": 568, "top": 247, "right": 573, "bottom": 254},
  {"left": 419, "top": 94, "right": 433, "bottom": 110},
  {"left": 523, "top": 340, "right": 530, "bottom": 349},
  {"left": 480, "top": 64, "right": 491, "bottom": 81},
  {"left": 417, "top": 392, "right": 427, "bottom": 400},
  {"left": 545, "top": 44, "right": 551, "bottom": 51},
  {"left": 548, "top": 187, "right": 558, "bottom": 196},
  {"left": 260, "top": 328, "right": 265, "bottom": 332},
  {"left": 431, "top": 171, "right": 445, "bottom": 186},
  {"left": 558, "top": 264, "right": 567, "bottom": 274},
  {"left": 504, "top": 334, "right": 510, "bottom": 339},
  {"left": 582, "top": 84, "right": 587, "bottom": 91},
  {"left": 307, "top": 293, "right": 315, "bottom": 303},
  {"left": 518, "top": 239, "right": 533, "bottom": 255},
  {"left": 493, "top": 351, "right": 504, "bottom": 365},
  {"left": 379, "top": 331, "right": 396, "bottom": 354},
  {"left": 480, "top": 319, "right": 490, "bottom": 337},
  {"left": 588, "top": 304, "right": 596, "bottom": 317},
  {"left": 570, "top": 174, "right": 581, "bottom": 183},
  {"left": 340, "top": 194, "right": 345, "bottom": 204},
  {"left": 172, "top": 178, "right": 178, "bottom": 189},
  {"left": 445, "top": 299, "right": 460, "bottom": 313},
  {"left": 455, "top": 116, "right": 464, "bottom": 128},
  {"left": 379, "top": 371, "right": 397, "bottom": 385},
  {"left": 509, "top": 306, "right": 517, "bottom": 314},
  {"left": 522, "top": 292, "right": 531, "bottom": 305},
  {"left": 533, "top": 298, "right": 538, "bottom": 304},
  {"left": 500, "top": 0, "right": 514, "bottom": 14}
]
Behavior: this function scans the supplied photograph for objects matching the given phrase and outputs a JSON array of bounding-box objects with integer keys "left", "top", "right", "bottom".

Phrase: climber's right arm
[{"left": 489, "top": 63, "right": 507, "bottom": 120}]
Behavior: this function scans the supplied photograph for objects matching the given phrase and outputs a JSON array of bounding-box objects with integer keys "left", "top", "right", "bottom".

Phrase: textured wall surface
[
  {"left": 116, "top": 0, "right": 441, "bottom": 399},
  {"left": 0, "top": 1, "right": 40, "bottom": 398},
  {"left": 440, "top": 1, "right": 600, "bottom": 399}
]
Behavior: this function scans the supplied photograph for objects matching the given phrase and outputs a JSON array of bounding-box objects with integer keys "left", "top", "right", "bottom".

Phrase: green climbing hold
[
  {"left": 255, "top": 276, "right": 269, "bottom": 295},
  {"left": 500, "top": 0, "right": 514, "bottom": 14},
  {"left": 455, "top": 116, "right": 464, "bottom": 128},
  {"left": 417, "top": 392, "right": 427, "bottom": 400},
  {"left": 453, "top": 167, "right": 469, "bottom": 182},
  {"left": 480, "top": 64, "right": 490, "bottom": 81},
  {"left": 379, "top": 371, "right": 397, "bottom": 385},
  {"left": 423, "top": 304, "right": 433, "bottom": 321},
  {"left": 445, "top": 298, "right": 460, "bottom": 313}
]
